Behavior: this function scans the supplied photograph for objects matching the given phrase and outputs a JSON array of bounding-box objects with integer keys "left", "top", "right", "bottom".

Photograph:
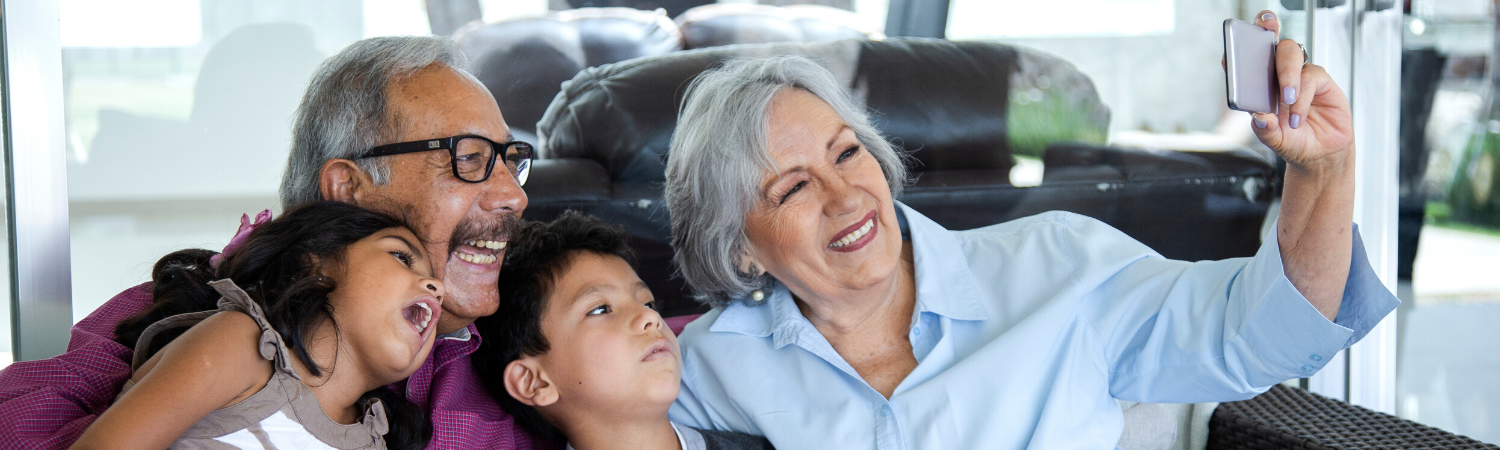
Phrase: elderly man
[{"left": 0, "top": 36, "right": 553, "bottom": 449}]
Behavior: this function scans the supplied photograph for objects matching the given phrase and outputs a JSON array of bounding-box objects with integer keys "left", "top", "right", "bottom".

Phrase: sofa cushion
[
  {"left": 538, "top": 39, "right": 864, "bottom": 185},
  {"left": 455, "top": 7, "right": 681, "bottom": 136},
  {"left": 858, "top": 39, "right": 1020, "bottom": 174}
]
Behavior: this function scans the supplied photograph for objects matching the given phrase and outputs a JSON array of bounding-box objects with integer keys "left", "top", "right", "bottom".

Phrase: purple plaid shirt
[{"left": 0, "top": 282, "right": 561, "bottom": 449}]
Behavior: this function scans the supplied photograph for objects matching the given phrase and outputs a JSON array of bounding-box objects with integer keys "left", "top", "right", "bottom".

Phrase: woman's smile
[{"left": 828, "top": 210, "right": 878, "bottom": 253}]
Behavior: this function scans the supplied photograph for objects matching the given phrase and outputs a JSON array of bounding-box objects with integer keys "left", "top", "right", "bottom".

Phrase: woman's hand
[{"left": 1246, "top": 11, "right": 1355, "bottom": 170}]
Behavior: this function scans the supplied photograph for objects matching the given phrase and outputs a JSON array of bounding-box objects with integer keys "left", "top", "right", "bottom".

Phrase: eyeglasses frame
[{"left": 356, "top": 134, "right": 532, "bottom": 185}]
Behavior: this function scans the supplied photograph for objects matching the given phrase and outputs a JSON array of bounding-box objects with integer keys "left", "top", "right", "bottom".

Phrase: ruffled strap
[
  {"left": 207, "top": 279, "right": 302, "bottom": 380},
  {"left": 360, "top": 397, "right": 391, "bottom": 438},
  {"left": 125, "top": 279, "right": 301, "bottom": 380},
  {"left": 130, "top": 308, "right": 219, "bottom": 371}
]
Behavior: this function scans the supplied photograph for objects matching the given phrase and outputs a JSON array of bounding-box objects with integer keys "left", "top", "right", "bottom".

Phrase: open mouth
[
  {"left": 828, "top": 211, "right": 878, "bottom": 251},
  {"left": 642, "top": 338, "right": 673, "bottom": 362},
  {"left": 453, "top": 239, "right": 506, "bottom": 265},
  {"left": 402, "top": 299, "right": 439, "bottom": 336}
]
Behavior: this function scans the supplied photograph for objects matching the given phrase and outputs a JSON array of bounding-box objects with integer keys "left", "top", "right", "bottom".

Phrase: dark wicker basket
[{"left": 1207, "top": 384, "right": 1498, "bottom": 449}]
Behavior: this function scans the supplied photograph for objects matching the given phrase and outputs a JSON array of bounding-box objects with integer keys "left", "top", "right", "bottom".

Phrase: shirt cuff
[{"left": 1235, "top": 224, "right": 1400, "bottom": 379}]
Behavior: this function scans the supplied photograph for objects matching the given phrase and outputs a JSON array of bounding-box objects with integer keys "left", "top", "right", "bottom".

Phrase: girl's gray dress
[{"left": 120, "top": 279, "right": 389, "bottom": 449}]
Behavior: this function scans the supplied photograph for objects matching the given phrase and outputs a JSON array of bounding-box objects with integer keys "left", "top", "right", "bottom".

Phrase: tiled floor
[
  {"left": 1401, "top": 225, "right": 1500, "bottom": 445},
  {"left": 1411, "top": 226, "right": 1500, "bottom": 301}
]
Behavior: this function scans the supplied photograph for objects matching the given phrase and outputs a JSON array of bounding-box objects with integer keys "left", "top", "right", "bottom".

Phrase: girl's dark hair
[
  {"left": 113, "top": 201, "right": 431, "bottom": 450},
  {"left": 471, "top": 211, "right": 636, "bottom": 443}
]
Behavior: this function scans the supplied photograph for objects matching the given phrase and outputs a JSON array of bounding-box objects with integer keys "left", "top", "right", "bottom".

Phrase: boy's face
[{"left": 531, "top": 251, "right": 680, "bottom": 418}]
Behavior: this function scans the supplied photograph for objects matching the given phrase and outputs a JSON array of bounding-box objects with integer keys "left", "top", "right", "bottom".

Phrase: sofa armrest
[{"left": 1208, "top": 384, "right": 1497, "bottom": 449}]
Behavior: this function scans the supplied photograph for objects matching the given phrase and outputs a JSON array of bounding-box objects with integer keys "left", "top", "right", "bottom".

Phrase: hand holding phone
[
  {"left": 1224, "top": 18, "right": 1279, "bottom": 114},
  {"left": 1226, "top": 11, "right": 1353, "bottom": 172}
]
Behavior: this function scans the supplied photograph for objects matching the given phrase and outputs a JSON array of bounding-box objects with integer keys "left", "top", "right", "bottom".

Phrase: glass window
[
  {"left": 1400, "top": 0, "right": 1500, "bottom": 445},
  {"left": 947, "top": 0, "right": 1175, "bottom": 39},
  {"left": 944, "top": 0, "right": 1251, "bottom": 157},
  {"left": 58, "top": 0, "right": 451, "bottom": 322}
]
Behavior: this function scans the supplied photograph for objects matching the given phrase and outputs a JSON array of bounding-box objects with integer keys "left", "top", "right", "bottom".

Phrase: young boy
[{"left": 472, "top": 212, "right": 773, "bottom": 450}]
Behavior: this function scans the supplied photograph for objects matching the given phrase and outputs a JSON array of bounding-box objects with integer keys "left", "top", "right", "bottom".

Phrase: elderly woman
[{"left": 663, "top": 13, "right": 1395, "bottom": 450}]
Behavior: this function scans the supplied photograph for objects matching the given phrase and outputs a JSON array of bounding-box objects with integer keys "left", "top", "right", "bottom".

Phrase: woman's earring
[{"left": 746, "top": 261, "right": 766, "bottom": 301}]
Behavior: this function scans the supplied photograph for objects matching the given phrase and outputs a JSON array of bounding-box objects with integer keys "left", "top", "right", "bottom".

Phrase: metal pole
[
  {"left": 2, "top": 0, "right": 75, "bottom": 360},
  {"left": 1307, "top": 0, "right": 1317, "bottom": 62}
]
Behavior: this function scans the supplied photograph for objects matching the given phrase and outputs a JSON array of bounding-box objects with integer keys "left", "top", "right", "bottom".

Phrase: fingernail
[
  {"left": 1261, "top": 12, "right": 1274, "bottom": 22},
  {"left": 1290, "top": 114, "right": 1302, "bottom": 129},
  {"left": 1254, "top": 117, "right": 1267, "bottom": 129},
  {"left": 1283, "top": 86, "right": 1297, "bottom": 104}
]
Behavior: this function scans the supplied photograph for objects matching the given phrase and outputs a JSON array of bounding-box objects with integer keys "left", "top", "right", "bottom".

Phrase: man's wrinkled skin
[{"left": 319, "top": 64, "right": 528, "bottom": 334}]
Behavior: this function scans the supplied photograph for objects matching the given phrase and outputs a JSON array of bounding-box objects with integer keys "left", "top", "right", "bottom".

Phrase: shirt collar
[
  {"left": 438, "top": 324, "right": 473, "bottom": 341},
  {"left": 564, "top": 422, "right": 688, "bottom": 450},
  {"left": 671, "top": 421, "right": 689, "bottom": 450},
  {"left": 898, "top": 202, "right": 988, "bottom": 322},
  {"left": 710, "top": 202, "right": 988, "bottom": 339}
]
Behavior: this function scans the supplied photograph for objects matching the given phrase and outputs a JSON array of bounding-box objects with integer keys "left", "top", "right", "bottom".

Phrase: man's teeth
[
  {"left": 464, "top": 240, "right": 507, "bottom": 250},
  {"left": 416, "top": 303, "right": 432, "bottom": 333},
  {"left": 455, "top": 240, "right": 505, "bottom": 264},
  {"left": 830, "top": 219, "right": 875, "bottom": 248},
  {"left": 455, "top": 252, "right": 497, "bottom": 264}
]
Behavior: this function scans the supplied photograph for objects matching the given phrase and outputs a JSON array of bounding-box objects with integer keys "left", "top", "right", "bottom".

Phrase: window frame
[{"left": 2, "top": 0, "right": 76, "bottom": 361}]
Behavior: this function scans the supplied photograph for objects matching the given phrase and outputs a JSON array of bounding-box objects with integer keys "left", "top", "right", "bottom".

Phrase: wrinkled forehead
[
  {"left": 385, "top": 64, "right": 511, "bottom": 145},
  {"left": 762, "top": 88, "right": 855, "bottom": 170}
]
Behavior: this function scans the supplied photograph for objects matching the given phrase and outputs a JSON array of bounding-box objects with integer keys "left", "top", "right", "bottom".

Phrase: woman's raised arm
[{"left": 1246, "top": 11, "right": 1357, "bottom": 321}]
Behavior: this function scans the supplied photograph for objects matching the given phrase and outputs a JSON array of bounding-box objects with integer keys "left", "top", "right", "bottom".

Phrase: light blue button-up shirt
[{"left": 669, "top": 202, "right": 1398, "bottom": 449}]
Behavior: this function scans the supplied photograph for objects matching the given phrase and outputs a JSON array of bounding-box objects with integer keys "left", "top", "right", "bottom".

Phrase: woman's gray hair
[
  {"left": 279, "top": 35, "right": 468, "bottom": 210},
  {"left": 664, "top": 55, "right": 911, "bottom": 308}
]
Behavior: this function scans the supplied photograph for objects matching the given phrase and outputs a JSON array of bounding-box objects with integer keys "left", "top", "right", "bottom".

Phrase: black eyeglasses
[{"left": 357, "top": 135, "right": 532, "bottom": 185}]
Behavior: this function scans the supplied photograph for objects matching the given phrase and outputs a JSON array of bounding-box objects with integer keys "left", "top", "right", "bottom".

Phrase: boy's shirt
[
  {"left": 563, "top": 422, "right": 772, "bottom": 450},
  {"left": 563, "top": 422, "right": 690, "bottom": 450}
]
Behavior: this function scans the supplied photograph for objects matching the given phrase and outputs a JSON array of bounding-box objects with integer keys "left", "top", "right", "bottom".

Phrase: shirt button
[
  {"left": 912, "top": 328, "right": 922, "bottom": 337},
  {"left": 1301, "top": 365, "right": 1315, "bottom": 372},
  {"left": 880, "top": 406, "right": 890, "bottom": 417},
  {"left": 1310, "top": 354, "right": 1322, "bottom": 362}
]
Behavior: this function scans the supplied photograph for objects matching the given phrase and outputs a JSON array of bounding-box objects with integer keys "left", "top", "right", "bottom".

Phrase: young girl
[{"left": 72, "top": 202, "right": 443, "bottom": 450}]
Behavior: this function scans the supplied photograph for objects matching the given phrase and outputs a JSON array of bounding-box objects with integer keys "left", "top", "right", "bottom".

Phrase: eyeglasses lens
[
  {"left": 453, "top": 137, "right": 495, "bottom": 182},
  {"left": 506, "top": 142, "right": 533, "bottom": 186}
]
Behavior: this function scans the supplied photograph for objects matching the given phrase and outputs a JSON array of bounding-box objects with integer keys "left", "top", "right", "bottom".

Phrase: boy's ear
[
  {"left": 504, "top": 358, "right": 558, "bottom": 408},
  {"left": 319, "top": 159, "right": 372, "bottom": 204}
]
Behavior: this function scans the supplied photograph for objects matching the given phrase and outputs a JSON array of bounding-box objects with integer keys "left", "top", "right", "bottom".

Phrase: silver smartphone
[{"left": 1223, "top": 19, "right": 1279, "bottom": 114}]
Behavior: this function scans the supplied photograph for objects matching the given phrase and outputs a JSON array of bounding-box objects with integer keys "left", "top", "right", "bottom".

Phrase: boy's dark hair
[
  {"left": 113, "top": 201, "right": 431, "bottom": 450},
  {"left": 471, "top": 211, "right": 637, "bottom": 443}
]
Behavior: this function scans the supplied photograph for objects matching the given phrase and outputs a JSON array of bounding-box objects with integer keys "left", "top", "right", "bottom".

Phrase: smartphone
[{"left": 1223, "top": 19, "right": 1279, "bottom": 114}]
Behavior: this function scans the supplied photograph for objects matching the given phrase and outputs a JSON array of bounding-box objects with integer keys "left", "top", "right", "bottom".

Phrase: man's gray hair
[
  {"left": 279, "top": 35, "right": 468, "bottom": 210},
  {"left": 664, "top": 55, "right": 911, "bottom": 308}
]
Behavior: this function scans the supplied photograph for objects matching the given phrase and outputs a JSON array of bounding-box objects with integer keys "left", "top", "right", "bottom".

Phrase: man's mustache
[{"left": 446, "top": 213, "right": 521, "bottom": 257}]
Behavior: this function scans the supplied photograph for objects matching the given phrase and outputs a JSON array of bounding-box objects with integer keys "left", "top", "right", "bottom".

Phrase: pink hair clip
[{"left": 209, "top": 209, "right": 273, "bottom": 271}]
